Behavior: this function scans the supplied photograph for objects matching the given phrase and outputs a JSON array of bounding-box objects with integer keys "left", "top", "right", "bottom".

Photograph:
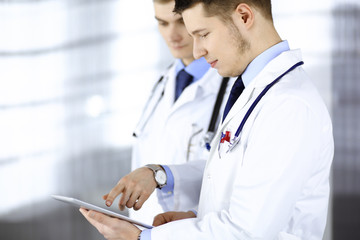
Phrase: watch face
[{"left": 155, "top": 170, "right": 167, "bottom": 185}]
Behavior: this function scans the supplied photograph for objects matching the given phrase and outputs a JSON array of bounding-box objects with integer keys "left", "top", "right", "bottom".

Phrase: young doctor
[
  {"left": 103, "top": 0, "right": 231, "bottom": 226},
  {"left": 80, "top": 0, "right": 334, "bottom": 239}
]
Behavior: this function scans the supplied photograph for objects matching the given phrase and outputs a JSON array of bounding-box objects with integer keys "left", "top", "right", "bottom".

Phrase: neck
[
  {"left": 248, "top": 19, "right": 282, "bottom": 63},
  {"left": 181, "top": 56, "right": 195, "bottom": 66}
]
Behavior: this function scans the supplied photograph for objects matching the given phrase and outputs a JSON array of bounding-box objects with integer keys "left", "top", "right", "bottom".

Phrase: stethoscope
[
  {"left": 133, "top": 68, "right": 230, "bottom": 155},
  {"left": 219, "top": 61, "right": 304, "bottom": 153},
  {"left": 132, "top": 75, "right": 166, "bottom": 138}
]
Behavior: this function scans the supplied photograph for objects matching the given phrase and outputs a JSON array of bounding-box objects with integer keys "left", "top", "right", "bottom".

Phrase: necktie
[
  {"left": 175, "top": 69, "right": 193, "bottom": 101},
  {"left": 222, "top": 75, "right": 245, "bottom": 122}
]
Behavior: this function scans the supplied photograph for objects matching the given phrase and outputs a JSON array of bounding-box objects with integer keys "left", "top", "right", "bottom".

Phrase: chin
[
  {"left": 221, "top": 68, "right": 244, "bottom": 78},
  {"left": 172, "top": 52, "right": 189, "bottom": 60},
  {"left": 217, "top": 68, "right": 237, "bottom": 78}
]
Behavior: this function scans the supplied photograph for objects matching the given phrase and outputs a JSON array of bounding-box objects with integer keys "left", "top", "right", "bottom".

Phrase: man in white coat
[
  {"left": 80, "top": 0, "right": 334, "bottom": 239},
  {"left": 100, "top": 0, "right": 231, "bottom": 226}
]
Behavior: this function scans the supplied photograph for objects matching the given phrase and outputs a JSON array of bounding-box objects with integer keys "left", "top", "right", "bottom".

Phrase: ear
[{"left": 234, "top": 3, "right": 254, "bottom": 29}]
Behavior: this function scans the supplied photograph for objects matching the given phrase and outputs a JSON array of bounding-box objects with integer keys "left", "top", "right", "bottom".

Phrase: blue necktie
[
  {"left": 222, "top": 75, "right": 245, "bottom": 122},
  {"left": 175, "top": 69, "right": 193, "bottom": 101}
]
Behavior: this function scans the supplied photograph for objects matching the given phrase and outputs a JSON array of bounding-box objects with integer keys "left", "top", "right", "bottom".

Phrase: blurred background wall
[{"left": 0, "top": 0, "right": 358, "bottom": 239}]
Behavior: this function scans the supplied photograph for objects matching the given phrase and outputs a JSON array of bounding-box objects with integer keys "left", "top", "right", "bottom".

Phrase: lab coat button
[{"left": 207, "top": 174, "right": 211, "bottom": 179}]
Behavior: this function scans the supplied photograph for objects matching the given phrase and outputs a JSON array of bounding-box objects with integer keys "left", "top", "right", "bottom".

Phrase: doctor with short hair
[{"left": 80, "top": 0, "right": 334, "bottom": 239}]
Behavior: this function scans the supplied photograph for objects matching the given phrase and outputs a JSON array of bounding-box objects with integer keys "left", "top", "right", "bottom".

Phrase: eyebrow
[
  {"left": 154, "top": 16, "right": 166, "bottom": 22},
  {"left": 154, "top": 15, "right": 183, "bottom": 23}
]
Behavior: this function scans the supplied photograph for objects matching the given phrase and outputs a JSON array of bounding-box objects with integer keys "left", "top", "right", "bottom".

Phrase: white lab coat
[
  {"left": 131, "top": 61, "right": 232, "bottom": 224},
  {"left": 152, "top": 49, "right": 334, "bottom": 239}
]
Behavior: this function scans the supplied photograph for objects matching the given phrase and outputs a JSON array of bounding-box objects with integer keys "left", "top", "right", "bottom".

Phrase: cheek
[
  {"left": 158, "top": 27, "right": 171, "bottom": 40},
  {"left": 209, "top": 35, "right": 225, "bottom": 54},
  {"left": 182, "top": 33, "right": 193, "bottom": 45},
  {"left": 222, "top": 41, "right": 238, "bottom": 62}
]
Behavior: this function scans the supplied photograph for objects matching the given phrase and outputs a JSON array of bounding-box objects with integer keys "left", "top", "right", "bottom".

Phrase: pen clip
[{"left": 227, "top": 135, "right": 241, "bottom": 153}]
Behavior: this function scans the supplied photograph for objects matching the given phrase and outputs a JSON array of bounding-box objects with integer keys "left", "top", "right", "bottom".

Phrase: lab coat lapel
[
  {"left": 221, "top": 82, "right": 256, "bottom": 127},
  {"left": 167, "top": 68, "right": 220, "bottom": 118},
  {"left": 160, "top": 65, "right": 177, "bottom": 114},
  {"left": 170, "top": 81, "right": 200, "bottom": 112},
  {"left": 211, "top": 49, "right": 304, "bottom": 158},
  {"left": 208, "top": 83, "right": 256, "bottom": 159},
  {"left": 220, "top": 49, "right": 303, "bottom": 128}
]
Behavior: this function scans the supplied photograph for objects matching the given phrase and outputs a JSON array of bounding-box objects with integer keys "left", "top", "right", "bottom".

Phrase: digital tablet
[{"left": 51, "top": 195, "right": 153, "bottom": 229}]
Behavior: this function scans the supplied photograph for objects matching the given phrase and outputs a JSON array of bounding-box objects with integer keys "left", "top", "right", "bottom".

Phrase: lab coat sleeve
[
  {"left": 150, "top": 96, "right": 333, "bottom": 239},
  {"left": 156, "top": 160, "right": 206, "bottom": 212}
]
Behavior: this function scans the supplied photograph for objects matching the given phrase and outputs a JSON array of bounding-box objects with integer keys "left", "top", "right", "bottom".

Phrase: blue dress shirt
[{"left": 175, "top": 57, "right": 210, "bottom": 82}]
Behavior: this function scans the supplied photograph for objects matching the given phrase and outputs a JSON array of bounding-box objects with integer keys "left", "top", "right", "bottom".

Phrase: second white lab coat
[
  {"left": 131, "top": 62, "right": 231, "bottom": 224},
  {"left": 152, "top": 49, "right": 334, "bottom": 239}
]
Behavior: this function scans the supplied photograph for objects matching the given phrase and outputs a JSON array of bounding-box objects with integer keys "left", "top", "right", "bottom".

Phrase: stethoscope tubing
[
  {"left": 234, "top": 61, "right": 304, "bottom": 138},
  {"left": 220, "top": 61, "right": 304, "bottom": 154},
  {"left": 133, "top": 75, "right": 166, "bottom": 137}
]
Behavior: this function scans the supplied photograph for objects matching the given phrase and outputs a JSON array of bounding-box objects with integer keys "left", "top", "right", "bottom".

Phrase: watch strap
[{"left": 145, "top": 164, "right": 166, "bottom": 188}]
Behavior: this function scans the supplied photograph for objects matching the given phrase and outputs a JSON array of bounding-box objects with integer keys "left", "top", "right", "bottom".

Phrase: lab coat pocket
[
  {"left": 227, "top": 135, "right": 242, "bottom": 153},
  {"left": 217, "top": 126, "right": 235, "bottom": 159},
  {"left": 218, "top": 140, "right": 232, "bottom": 159}
]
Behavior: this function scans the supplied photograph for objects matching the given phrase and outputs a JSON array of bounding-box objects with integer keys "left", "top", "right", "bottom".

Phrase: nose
[
  {"left": 168, "top": 24, "right": 182, "bottom": 42},
  {"left": 193, "top": 39, "right": 207, "bottom": 59}
]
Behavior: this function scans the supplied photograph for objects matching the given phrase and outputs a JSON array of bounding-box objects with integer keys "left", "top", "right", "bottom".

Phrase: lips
[
  {"left": 209, "top": 60, "right": 218, "bottom": 68},
  {"left": 172, "top": 44, "right": 185, "bottom": 50}
]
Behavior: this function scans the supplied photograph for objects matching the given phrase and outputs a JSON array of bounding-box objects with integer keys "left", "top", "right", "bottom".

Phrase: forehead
[
  {"left": 154, "top": 1, "right": 181, "bottom": 21},
  {"left": 182, "top": 3, "right": 221, "bottom": 34}
]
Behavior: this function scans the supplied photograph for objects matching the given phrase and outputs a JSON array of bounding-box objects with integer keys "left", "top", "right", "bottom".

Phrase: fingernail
[{"left": 106, "top": 201, "right": 111, "bottom": 206}]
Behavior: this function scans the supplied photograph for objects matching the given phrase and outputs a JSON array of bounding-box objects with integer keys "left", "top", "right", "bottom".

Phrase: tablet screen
[{"left": 52, "top": 195, "right": 153, "bottom": 229}]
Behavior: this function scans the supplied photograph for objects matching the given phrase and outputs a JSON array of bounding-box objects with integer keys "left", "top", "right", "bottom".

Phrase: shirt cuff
[
  {"left": 160, "top": 165, "right": 174, "bottom": 194},
  {"left": 140, "top": 229, "right": 151, "bottom": 240},
  {"left": 189, "top": 209, "right": 197, "bottom": 216}
]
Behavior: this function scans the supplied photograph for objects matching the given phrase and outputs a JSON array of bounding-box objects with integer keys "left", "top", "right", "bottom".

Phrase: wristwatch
[{"left": 145, "top": 164, "right": 167, "bottom": 189}]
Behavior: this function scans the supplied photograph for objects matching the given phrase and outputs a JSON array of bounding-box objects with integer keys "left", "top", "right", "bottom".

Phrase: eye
[
  {"left": 200, "top": 32, "right": 209, "bottom": 39},
  {"left": 158, "top": 21, "right": 168, "bottom": 27}
]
